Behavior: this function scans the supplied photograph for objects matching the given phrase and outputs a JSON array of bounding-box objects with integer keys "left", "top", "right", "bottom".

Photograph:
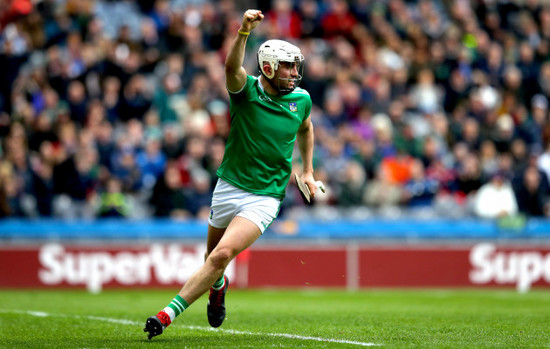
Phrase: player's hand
[
  {"left": 240, "top": 9, "right": 263, "bottom": 33},
  {"left": 301, "top": 173, "right": 318, "bottom": 199}
]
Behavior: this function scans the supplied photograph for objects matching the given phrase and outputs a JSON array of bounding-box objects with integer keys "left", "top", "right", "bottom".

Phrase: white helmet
[{"left": 257, "top": 39, "right": 304, "bottom": 93}]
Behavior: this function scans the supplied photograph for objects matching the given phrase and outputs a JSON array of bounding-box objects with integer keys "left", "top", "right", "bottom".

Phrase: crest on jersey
[{"left": 289, "top": 102, "right": 298, "bottom": 112}]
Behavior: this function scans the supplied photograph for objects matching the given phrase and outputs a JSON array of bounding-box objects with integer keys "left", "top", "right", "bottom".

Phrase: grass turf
[{"left": 0, "top": 288, "right": 549, "bottom": 348}]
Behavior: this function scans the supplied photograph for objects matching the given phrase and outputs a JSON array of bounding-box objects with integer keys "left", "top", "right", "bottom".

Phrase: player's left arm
[{"left": 297, "top": 115, "right": 317, "bottom": 197}]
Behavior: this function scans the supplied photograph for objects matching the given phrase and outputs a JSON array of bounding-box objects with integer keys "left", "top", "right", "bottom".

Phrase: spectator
[
  {"left": 478, "top": 140, "right": 499, "bottom": 178},
  {"left": 30, "top": 153, "right": 55, "bottom": 216},
  {"left": 514, "top": 165, "right": 549, "bottom": 217},
  {"left": 66, "top": 80, "right": 88, "bottom": 126},
  {"left": 516, "top": 41, "right": 539, "bottom": 106},
  {"left": 510, "top": 138, "right": 529, "bottom": 173},
  {"left": 265, "top": 0, "right": 302, "bottom": 39},
  {"left": 28, "top": 112, "right": 57, "bottom": 152},
  {"left": 353, "top": 138, "right": 379, "bottom": 181},
  {"left": 409, "top": 68, "right": 441, "bottom": 114},
  {"left": 426, "top": 157, "right": 457, "bottom": 192},
  {"left": 394, "top": 123, "right": 423, "bottom": 159},
  {"left": 337, "top": 161, "right": 367, "bottom": 207},
  {"left": 161, "top": 122, "right": 184, "bottom": 160},
  {"left": 298, "top": 0, "right": 323, "bottom": 38},
  {"left": 95, "top": 120, "right": 115, "bottom": 171},
  {"left": 184, "top": 170, "right": 213, "bottom": 219},
  {"left": 102, "top": 77, "right": 122, "bottom": 123},
  {"left": 136, "top": 136, "right": 166, "bottom": 189},
  {"left": 493, "top": 114, "right": 516, "bottom": 154},
  {"left": 379, "top": 150, "right": 415, "bottom": 186},
  {"left": 152, "top": 72, "right": 187, "bottom": 124},
  {"left": 207, "top": 100, "right": 230, "bottom": 139},
  {"left": 319, "top": 136, "right": 349, "bottom": 180},
  {"left": 97, "top": 177, "right": 130, "bottom": 218},
  {"left": 537, "top": 142, "right": 550, "bottom": 184},
  {"left": 364, "top": 165, "right": 403, "bottom": 209},
  {"left": 458, "top": 117, "right": 482, "bottom": 152},
  {"left": 444, "top": 69, "right": 470, "bottom": 113},
  {"left": 119, "top": 74, "right": 153, "bottom": 122},
  {"left": 455, "top": 153, "right": 484, "bottom": 196},
  {"left": 320, "top": 0, "right": 357, "bottom": 40},
  {"left": 111, "top": 146, "right": 142, "bottom": 193},
  {"left": 150, "top": 163, "right": 189, "bottom": 219},
  {"left": 473, "top": 171, "right": 518, "bottom": 219},
  {"left": 402, "top": 159, "right": 439, "bottom": 207},
  {"left": 53, "top": 147, "right": 98, "bottom": 219}
]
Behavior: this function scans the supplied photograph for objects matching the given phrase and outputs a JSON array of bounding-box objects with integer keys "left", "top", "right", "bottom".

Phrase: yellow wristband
[{"left": 238, "top": 30, "right": 250, "bottom": 36}]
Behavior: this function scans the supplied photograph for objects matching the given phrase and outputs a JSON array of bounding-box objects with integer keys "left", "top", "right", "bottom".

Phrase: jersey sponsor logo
[
  {"left": 289, "top": 102, "right": 297, "bottom": 112},
  {"left": 259, "top": 94, "right": 285, "bottom": 109},
  {"left": 259, "top": 95, "right": 273, "bottom": 103}
]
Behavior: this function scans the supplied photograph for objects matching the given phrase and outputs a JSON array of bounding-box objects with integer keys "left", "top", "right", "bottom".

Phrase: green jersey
[{"left": 217, "top": 75, "right": 312, "bottom": 199}]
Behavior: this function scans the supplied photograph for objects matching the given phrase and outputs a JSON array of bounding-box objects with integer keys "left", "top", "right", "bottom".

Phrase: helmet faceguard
[{"left": 257, "top": 40, "right": 304, "bottom": 94}]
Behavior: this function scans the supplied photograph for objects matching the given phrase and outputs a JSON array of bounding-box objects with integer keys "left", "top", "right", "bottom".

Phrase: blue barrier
[
  {"left": 0, "top": 219, "right": 207, "bottom": 240},
  {"left": 1, "top": 217, "right": 550, "bottom": 241}
]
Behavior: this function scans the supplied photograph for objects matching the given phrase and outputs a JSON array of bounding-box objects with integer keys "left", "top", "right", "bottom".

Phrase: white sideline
[{"left": 1, "top": 309, "right": 379, "bottom": 347}]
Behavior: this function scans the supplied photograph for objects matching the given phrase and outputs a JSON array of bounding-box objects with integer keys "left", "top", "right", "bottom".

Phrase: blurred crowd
[{"left": 2, "top": 0, "right": 550, "bottom": 222}]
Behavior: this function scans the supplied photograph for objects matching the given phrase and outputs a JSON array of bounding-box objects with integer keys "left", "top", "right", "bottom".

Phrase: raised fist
[{"left": 240, "top": 9, "right": 264, "bottom": 33}]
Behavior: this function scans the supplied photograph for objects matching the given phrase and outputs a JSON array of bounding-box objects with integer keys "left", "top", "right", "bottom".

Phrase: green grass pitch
[{"left": 0, "top": 288, "right": 549, "bottom": 348}]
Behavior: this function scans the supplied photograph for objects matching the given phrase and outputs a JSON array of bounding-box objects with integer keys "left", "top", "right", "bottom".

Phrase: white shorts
[{"left": 208, "top": 179, "right": 282, "bottom": 234}]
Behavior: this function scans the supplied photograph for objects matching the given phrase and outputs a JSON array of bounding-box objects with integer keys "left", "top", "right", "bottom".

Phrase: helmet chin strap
[
  {"left": 262, "top": 71, "right": 295, "bottom": 95},
  {"left": 261, "top": 71, "right": 284, "bottom": 95}
]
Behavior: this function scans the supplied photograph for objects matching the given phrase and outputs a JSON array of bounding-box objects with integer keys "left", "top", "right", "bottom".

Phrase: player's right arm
[{"left": 225, "top": 9, "right": 264, "bottom": 93}]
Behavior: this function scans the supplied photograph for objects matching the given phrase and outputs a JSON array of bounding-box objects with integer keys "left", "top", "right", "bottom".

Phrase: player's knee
[{"left": 208, "top": 247, "right": 234, "bottom": 270}]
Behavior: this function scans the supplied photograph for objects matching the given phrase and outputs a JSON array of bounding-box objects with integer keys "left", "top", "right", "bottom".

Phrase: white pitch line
[
  {"left": 0, "top": 309, "right": 380, "bottom": 347},
  {"left": 183, "top": 325, "right": 379, "bottom": 347}
]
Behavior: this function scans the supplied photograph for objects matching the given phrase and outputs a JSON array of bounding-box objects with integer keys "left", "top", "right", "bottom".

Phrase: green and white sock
[
  {"left": 212, "top": 275, "right": 225, "bottom": 291},
  {"left": 163, "top": 295, "right": 189, "bottom": 322}
]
